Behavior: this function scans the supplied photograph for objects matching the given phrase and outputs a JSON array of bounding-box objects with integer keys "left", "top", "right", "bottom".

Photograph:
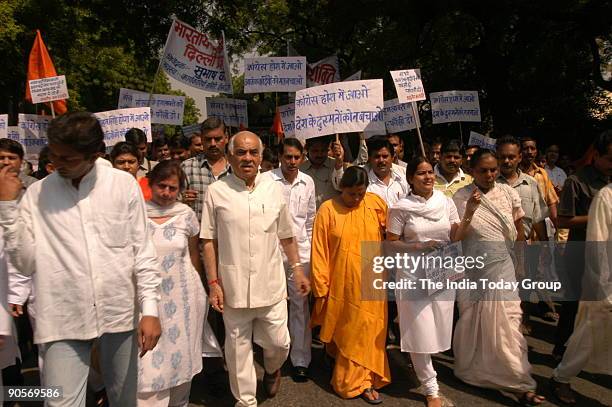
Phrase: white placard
[
  {"left": 160, "top": 18, "right": 232, "bottom": 94},
  {"left": 118, "top": 88, "right": 185, "bottom": 125},
  {"left": 467, "top": 131, "right": 496, "bottom": 150},
  {"left": 307, "top": 55, "right": 340, "bottom": 87},
  {"left": 383, "top": 99, "right": 417, "bottom": 133},
  {"left": 425, "top": 242, "right": 464, "bottom": 295},
  {"left": 278, "top": 103, "right": 296, "bottom": 138},
  {"left": 94, "top": 107, "right": 152, "bottom": 147},
  {"left": 244, "top": 57, "right": 307, "bottom": 93},
  {"left": 18, "top": 114, "right": 51, "bottom": 139},
  {"left": 205, "top": 98, "right": 248, "bottom": 128},
  {"left": 430, "top": 90, "right": 481, "bottom": 124},
  {"left": 5, "top": 126, "right": 22, "bottom": 142},
  {"left": 0, "top": 115, "right": 7, "bottom": 139},
  {"left": 28, "top": 75, "right": 69, "bottom": 104},
  {"left": 294, "top": 79, "right": 385, "bottom": 140},
  {"left": 390, "top": 69, "right": 426, "bottom": 103}
]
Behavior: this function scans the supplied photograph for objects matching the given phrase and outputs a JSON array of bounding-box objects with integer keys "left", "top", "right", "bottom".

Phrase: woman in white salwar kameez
[
  {"left": 138, "top": 161, "right": 207, "bottom": 407},
  {"left": 452, "top": 150, "right": 545, "bottom": 405},
  {"left": 387, "top": 157, "right": 479, "bottom": 407}
]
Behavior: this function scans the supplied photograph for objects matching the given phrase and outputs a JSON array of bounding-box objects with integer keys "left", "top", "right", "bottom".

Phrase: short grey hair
[{"left": 228, "top": 133, "right": 264, "bottom": 156}]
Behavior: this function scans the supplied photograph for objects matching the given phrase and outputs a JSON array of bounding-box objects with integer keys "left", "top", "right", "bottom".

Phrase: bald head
[
  {"left": 228, "top": 131, "right": 263, "bottom": 185},
  {"left": 228, "top": 131, "right": 263, "bottom": 156}
]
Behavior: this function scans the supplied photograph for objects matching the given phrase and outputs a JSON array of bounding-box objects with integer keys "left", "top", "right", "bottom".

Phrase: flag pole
[
  {"left": 411, "top": 102, "right": 426, "bottom": 157},
  {"left": 148, "top": 16, "right": 175, "bottom": 107},
  {"left": 50, "top": 103, "right": 55, "bottom": 118}
]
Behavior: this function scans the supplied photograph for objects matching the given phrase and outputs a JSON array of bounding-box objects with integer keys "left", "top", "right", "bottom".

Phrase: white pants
[
  {"left": 224, "top": 301, "right": 291, "bottom": 407},
  {"left": 138, "top": 381, "right": 191, "bottom": 407},
  {"left": 43, "top": 331, "right": 137, "bottom": 407},
  {"left": 410, "top": 353, "right": 439, "bottom": 397},
  {"left": 287, "top": 263, "right": 311, "bottom": 368}
]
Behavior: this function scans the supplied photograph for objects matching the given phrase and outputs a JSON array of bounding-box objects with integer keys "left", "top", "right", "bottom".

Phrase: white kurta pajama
[
  {"left": 553, "top": 184, "right": 612, "bottom": 382},
  {"left": 0, "top": 235, "right": 20, "bottom": 401},
  {"left": 452, "top": 183, "right": 537, "bottom": 396},
  {"left": 266, "top": 168, "right": 316, "bottom": 369},
  {"left": 201, "top": 173, "right": 294, "bottom": 407},
  {"left": 387, "top": 190, "right": 459, "bottom": 396},
  {"left": 0, "top": 164, "right": 161, "bottom": 406}
]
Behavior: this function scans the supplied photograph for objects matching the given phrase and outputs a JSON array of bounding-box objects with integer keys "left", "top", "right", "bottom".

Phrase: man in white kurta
[
  {"left": 0, "top": 112, "right": 162, "bottom": 407},
  {"left": 266, "top": 138, "right": 316, "bottom": 382},
  {"left": 201, "top": 131, "right": 310, "bottom": 407},
  {"left": 551, "top": 183, "right": 612, "bottom": 404},
  {"left": 364, "top": 137, "right": 409, "bottom": 207}
]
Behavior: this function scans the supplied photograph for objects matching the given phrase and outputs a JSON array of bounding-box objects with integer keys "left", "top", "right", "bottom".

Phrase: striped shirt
[{"left": 181, "top": 155, "right": 231, "bottom": 220}]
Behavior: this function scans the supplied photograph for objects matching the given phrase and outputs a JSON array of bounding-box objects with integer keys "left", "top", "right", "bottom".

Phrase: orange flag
[
  {"left": 270, "top": 106, "right": 284, "bottom": 142},
  {"left": 25, "top": 30, "right": 67, "bottom": 115}
]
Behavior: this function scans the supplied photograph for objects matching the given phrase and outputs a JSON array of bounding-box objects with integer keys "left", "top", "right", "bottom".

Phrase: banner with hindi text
[
  {"left": 294, "top": 79, "right": 384, "bottom": 140},
  {"left": 94, "top": 108, "right": 152, "bottom": 147},
  {"left": 430, "top": 90, "right": 481, "bottom": 124},
  {"left": 0, "top": 115, "right": 7, "bottom": 139},
  {"left": 307, "top": 55, "right": 340, "bottom": 87},
  {"left": 383, "top": 99, "right": 417, "bottom": 133},
  {"left": 18, "top": 114, "right": 51, "bottom": 139},
  {"left": 278, "top": 103, "right": 296, "bottom": 138},
  {"left": 244, "top": 57, "right": 306, "bottom": 93},
  {"left": 160, "top": 18, "right": 232, "bottom": 94},
  {"left": 390, "top": 69, "right": 426, "bottom": 103},
  {"left": 118, "top": 88, "right": 185, "bottom": 125},
  {"left": 205, "top": 98, "right": 248, "bottom": 128}
]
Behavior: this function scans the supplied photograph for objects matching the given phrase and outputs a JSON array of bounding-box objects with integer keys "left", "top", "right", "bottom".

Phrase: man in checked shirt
[{"left": 181, "top": 117, "right": 232, "bottom": 222}]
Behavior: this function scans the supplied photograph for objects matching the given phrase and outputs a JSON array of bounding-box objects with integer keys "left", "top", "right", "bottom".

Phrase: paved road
[
  {"left": 16, "top": 314, "right": 610, "bottom": 406},
  {"left": 189, "top": 315, "right": 610, "bottom": 407}
]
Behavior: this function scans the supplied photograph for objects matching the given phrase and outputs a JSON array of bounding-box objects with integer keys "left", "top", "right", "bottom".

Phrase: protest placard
[
  {"left": 182, "top": 123, "right": 201, "bottom": 138},
  {"left": 160, "top": 18, "right": 232, "bottom": 94},
  {"left": 18, "top": 114, "right": 51, "bottom": 139},
  {"left": 425, "top": 242, "right": 464, "bottom": 295},
  {"left": 278, "top": 103, "right": 296, "bottom": 138},
  {"left": 28, "top": 75, "right": 69, "bottom": 104},
  {"left": 383, "top": 99, "right": 417, "bottom": 133},
  {"left": 307, "top": 55, "right": 340, "bottom": 87},
  {"left": 343, "top": 71, "right": 362, "bottom": 82},
  {"left": 0, "top": 115, "right": 7, "bottom": 139},
  {"left": 6, "top": 127, "right": 22, "bottom": 142},
  {"left": 294, "top": 79, "right": 384, "bottom": 140},
  {"left": 205, "top": 98, "right": 248, "bottom": 128},
  {"left": 244, "top": 57, "right": 307, "bottom": 93},
  {"left": 467, "top": 131, "right": 496, "bottom": 150},
  {"left": 390, "top": 69, "right": 426, "bottom": 103},
  {"left": 430, "top": 90, "right": 481, "bottom": 124},
  {"left": 118, "top": 88, "right": 185, "bottom": 126},
  {"left": 93, "top": 107, "right": 152, "bottom": 147}
]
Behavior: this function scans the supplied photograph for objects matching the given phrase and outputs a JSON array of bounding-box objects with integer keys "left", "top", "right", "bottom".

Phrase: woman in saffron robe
[{"left": 311, "top": 166, "right": 390, "bottom": 404}]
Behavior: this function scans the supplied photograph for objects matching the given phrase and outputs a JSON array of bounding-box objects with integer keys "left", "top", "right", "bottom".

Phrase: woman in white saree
[{"left": 452, "top": 149, "right": 545, "bottom": 405}]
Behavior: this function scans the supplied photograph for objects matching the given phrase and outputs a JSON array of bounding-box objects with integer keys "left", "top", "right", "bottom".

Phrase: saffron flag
[
  {"left": 270, "top": 107, "right": 284, "bottom": 142},
  {"left": 25, "top": 30, "right": 67, "bottom": 114}
]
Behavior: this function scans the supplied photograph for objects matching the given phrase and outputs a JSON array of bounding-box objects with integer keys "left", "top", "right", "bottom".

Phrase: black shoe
[{"left": 292, "top": 366, "right": 309, "bottom": 382}]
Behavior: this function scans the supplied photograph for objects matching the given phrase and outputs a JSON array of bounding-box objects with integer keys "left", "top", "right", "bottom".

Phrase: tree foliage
[{"left": 1, "top": 0, "right": 610, "bottom": 151}]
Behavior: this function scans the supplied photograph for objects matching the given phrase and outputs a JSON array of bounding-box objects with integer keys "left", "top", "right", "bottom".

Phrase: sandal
[
  {"left": 360, "top": 387, "right": 383, "bottom": 405},
  {"left": 550, "top": 378, "right": 576, "bottom": 405},
  {"left": 518, "top": 391, "right": 546, "bottom": 406}
]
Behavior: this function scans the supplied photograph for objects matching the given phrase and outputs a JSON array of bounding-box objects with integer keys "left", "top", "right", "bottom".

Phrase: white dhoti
[
  {"left": 553, "top": 301, "right": 612, "bottom": 382},
  {"left": 223, "top": 300, "right": 291, "bottom": 407}
]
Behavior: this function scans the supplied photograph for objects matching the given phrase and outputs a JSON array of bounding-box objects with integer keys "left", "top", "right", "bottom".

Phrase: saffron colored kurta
[{"left": 310, "top": 193, "right": 391, "bottom": 398}]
